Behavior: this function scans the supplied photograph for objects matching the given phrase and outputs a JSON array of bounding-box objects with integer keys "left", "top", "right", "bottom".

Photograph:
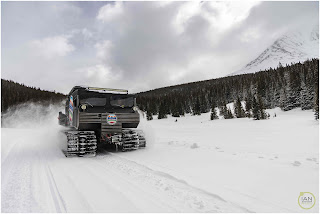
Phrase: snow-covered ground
[{"left": 1, "top": 104, "right": 319, "bottom": 212}]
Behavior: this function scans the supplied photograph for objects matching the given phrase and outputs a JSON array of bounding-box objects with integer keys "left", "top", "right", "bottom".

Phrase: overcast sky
[{"left": 2, "top": 1, "right": 319, "bottom": 94}]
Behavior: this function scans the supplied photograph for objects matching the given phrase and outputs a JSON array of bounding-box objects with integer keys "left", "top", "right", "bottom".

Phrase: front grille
[{"left": 79, "top": 112, "right": 139, "bottom": 134}]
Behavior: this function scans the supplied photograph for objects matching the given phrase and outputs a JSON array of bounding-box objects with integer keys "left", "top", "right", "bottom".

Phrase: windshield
[
  {"left": 110, "top": 96, "right": 134, "bottom": 108},
  {"left": 80, "top": 98, "right": 106, "bottom": 106}
]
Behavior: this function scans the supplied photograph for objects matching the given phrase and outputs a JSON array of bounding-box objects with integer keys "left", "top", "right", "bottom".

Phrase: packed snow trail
[
  {"left": 1, "top": 128, "right": 248, "bottom": 212},
  {"left": 119, "top": 107, "right": 319, "bottom": 213},
  {"left": 1, "top": 104, "right": 318, "bottom": 212}
]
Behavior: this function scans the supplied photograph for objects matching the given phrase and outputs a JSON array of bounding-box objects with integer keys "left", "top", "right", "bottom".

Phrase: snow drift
[{"left": 1, "top": 102, "right": 319, "bottom": 212}]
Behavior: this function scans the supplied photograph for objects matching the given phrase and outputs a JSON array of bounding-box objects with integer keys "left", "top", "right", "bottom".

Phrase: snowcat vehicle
[{"left": 58, "top": 86, "right": 146, "bottom": 157}]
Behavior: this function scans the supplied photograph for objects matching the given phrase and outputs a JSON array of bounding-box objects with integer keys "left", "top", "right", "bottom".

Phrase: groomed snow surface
[{"left": 1, "top": 103, "right": 319, "bottom": 213}]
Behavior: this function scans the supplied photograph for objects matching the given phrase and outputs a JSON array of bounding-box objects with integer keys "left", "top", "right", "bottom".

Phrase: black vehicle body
[{"left": 58, "top": 86, "right": 145, "bottom": 156}]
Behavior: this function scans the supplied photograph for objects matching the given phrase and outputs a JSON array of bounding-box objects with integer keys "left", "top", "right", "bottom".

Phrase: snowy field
[{"left": 1, "top": 104, "right": 319, "bottom": 213}]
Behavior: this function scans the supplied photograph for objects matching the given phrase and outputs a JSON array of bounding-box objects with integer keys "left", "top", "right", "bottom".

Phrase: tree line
[
  {"left": 1, "top": 79, "right": 66, "bottom": 113},
  {"left": 137, "top": 59, "right": 319, "bottom": 121}
]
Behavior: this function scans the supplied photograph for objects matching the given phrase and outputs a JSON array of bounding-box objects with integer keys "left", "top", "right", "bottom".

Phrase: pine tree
[
  {"left": 135, "top": 59, "right": 319, "bottom": 120},
  {"left": 158, "top": 101, "right": 167, "bottom": 119},
  {"left": 177, "top": 99, "right": 185, "bottom": 116},
  {"left": 315, "top": 86, "right": 319, "bottom": 120},
  {"left": 219, "top": 101, "right": 227, "bottom": 117},
  {"left": 283, "top": 71, "right": 300, "bottom": 111},
  {"left": 279, "top": 88, "right": 287, "bottom": 110},
  {"left": 149, "top": 102, "right": 157, "bottom": 115},
  {"left": 146, "top": 110, "right": 153, "bottom": 121},
  {"left": 171, "top": 101, "right": 180, "bottom": 117},
  {"left": 245, "top": 95, "right": 252, "bottom": 112},
  {"left": 252, "top": 96, "right": 260, "bottom": 120},
  {"left": 164, "top": 97, "right": 171, "bottom": 115},
  {"left": 210, "top": 102, "right": 218, "bottom": 120},
  {"left": 224, "top": 107, "right": 234, "bottom": 119},
  {"left": 257, "top": 95, "right": 267, "bottom": 119},
  {"left": 1, "top": 79, "right": 66, "bottom": 113},
  {"left": 184, "top": 100, "right": 192, "bottom": 114},
  {"left": 234, "top": 97, "right": 245, "bottom": 118},
  {"left": 221, "top": 104, "right": 233, "bottom": 119},
  {"left": 300, "top": 81, "right": 313, "bottom": 110},
  {"left": 245, "top": 95, "right": 252, "bottom": 118},
  {"left": 200, "top": 93, "right": 209, "bottom": 113},
  {"left": 193, "top": 97, "right": 201, "bottom": 115}
]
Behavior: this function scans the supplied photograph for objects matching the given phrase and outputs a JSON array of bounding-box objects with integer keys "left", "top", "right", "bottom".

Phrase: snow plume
[
  {"left": 1, "top": 102, "right": 67, "bottom": 150},
  {"left": 137, "top": 110, "right": 156, "bottom": 149},
  {"left": 1, "top": 102, "right": 64, "bottom": 129}
]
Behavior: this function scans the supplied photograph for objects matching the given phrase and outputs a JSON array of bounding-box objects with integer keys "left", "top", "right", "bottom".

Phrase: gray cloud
[{"left": 2, "top": 1, "right": 319, "bottom": 94}]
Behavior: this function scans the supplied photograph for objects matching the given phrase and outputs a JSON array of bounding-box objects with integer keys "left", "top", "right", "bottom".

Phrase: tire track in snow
[
  {"left": 81, "top": 160, "right": 174, "bottom": 212},
  {"left": 38, "top": 139, "right": 68, "bottom": 213},
  {"left": 108, "top": 153, "right": 243, "bottom": 208},
  {"left": 110, "top": 153, "right": 227, "bottom": 201},
  {"left": 1, "top": 135, "right": 20, "bottom": 166},
  {"left": 108, "top": 152, "right": 293, "bottom": 213},
  {"left": 1, "top": 138, "right": 39, "bottom": 212},
  {"left": 45, "top": 165, "right": 67, "bottom": 212},
  {"left": 56, "top": 165, "right": 95, "bottom": 213},
  {"left": 38, "top": 136, "right": 92, "bottom": 213},
  {"left": 32, "top": 131, "right": 68, "bottom": 213},
  {"left": 3, "top": 128, "right": 68, "bottom": 213},
  {"left": 94, "top": 152, "right": 251, "bottom": 212}
]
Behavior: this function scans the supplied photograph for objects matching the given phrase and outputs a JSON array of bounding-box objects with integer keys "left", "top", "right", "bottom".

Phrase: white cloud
[
  {"left": 81, "top": 28, "right": 94, "bottom": 40},
  {"left": 173, "top": 1, "right": 261, "bottom": 35},
  {"left": 30, "top": 35, "right": 75, "bottom": 59},
  {"left": 78, "top": 64, "right": 122, "bottom": 88},
  {"left": 154, "top": 1, "right": 174, "bottom": 8},
  {"left": 204, "top": 1, "right": 261, "bottom": 32},
  {"left": 240, "top": 27, "right": 261, "bottom": 43},
  {"left": 2, "top": 1, "right": 318, "bottom": 94},
  {"left": 95, "top": 40, "right": 113, "bottom": 61},
  {"left": 51, "top": 2, "right": 82, "bottom": 16},
  {"left": 173, "top": 1, "right": 202, "bottom": 34},
  {"left": 97, "top": 2, "right": 124, "bottom": 23}
]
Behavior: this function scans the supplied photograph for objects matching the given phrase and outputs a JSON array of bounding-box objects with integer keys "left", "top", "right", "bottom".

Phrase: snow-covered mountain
[{"left": 233, "top": 25, "right": 319, "bottom": 75}]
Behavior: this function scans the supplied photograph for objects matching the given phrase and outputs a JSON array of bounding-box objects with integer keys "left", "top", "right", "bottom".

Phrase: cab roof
[{"left": 68, "top": 86, "right": 128, "bottom": 96}]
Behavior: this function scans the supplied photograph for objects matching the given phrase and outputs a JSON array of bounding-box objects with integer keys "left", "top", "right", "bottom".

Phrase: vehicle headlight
[{"left": 81, "top": 104, "right": 87, "bottom": 110}]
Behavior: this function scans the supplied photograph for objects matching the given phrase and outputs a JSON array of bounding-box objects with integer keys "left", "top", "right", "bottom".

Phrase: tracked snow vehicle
[{"left": 58, "top": 86, "right": 146, "bottom": 157}]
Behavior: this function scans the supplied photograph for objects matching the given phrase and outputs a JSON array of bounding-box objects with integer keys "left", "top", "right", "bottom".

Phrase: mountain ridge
[{"left": 232, "top": 24, "right": 319, "bottom": 75}]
